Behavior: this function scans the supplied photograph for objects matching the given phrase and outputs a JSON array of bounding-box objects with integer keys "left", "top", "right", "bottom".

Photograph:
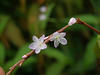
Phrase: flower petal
[
  {"left": 35, "top": 48, "right": 41, "bottom": 54},
  {"left": 59, "top": 38, "right": 67, "bottom": 45},
  {"left": 60, "top": 32, "right": 66, "bottom": 37},
  {"left": 68, "top": 17, "right": 76, "bottom": 26},
  {"left": 50, "top": 36, "right": 55, "bottom": 41},
  {"left": 39, "top": 14, "right": 46, "bottom": 21},
  {"left": 53, "top": 32, "right": 59, "bottom": 37},
  {"left": 39, "top": 34, "right": 45, "bottom": 42},
  {"left": 41, "top": 43, "right": 47, "bottom": 49},
  {"left": 29, "top": 42, "right": 35, "bottom": 49},
  {"left": 40, "top": 6, "right": 47, "bottom": 13},
  {"left": 32, "top": 36, "right": 38, "bottom": 41},
  {"left": 29, "top": 42, "right": 39, "bottom": 50},
  {"left": 50, "top": 32, "right": 60, "bottom": 41},
  {"left": 54, "top": 40, "right": 59, "bottom": 48}
]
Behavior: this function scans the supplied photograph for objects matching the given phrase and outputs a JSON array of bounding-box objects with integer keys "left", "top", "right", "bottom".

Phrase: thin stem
[
  {"left": 6, "top": 50, "right": 34, "bottom": 75},
  {"left": 6, "top": 18, "right": 100, "bottom": 75},
  {"left": 77, "top": 18, "right": 100, "bottom": 34},
  {"left": 6, "top": 24, "right": 70, "bottom": 75}
]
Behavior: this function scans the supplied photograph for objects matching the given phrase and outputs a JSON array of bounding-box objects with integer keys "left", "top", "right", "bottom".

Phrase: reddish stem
[
  {"left": 6, "top": 24, "right": 70, "bottom": 75},
  {"left": 77, "top": 18, "right": 100, "bottom": 34}
]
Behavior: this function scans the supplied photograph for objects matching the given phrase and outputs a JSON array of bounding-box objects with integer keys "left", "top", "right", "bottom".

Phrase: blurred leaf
[
  {"left": 90, "top": 0, "right": 100, "bottom": 15},
  {"left": 5, "top": 20, "right": 25, "bottom": 48},
  {"left": 4, "top": 43, "right": 36, "bottom": 73},
  {"left": 83, "top": 37, "right": 96, "bottom": 70},
  {"left": 0, "top": 15, "right": 9, "bottom": 36},
  {"left": 65, "top": 0, "right": 83, "bottom": 15},
  {"left": 55, "top": 5, "right": 65, "bottom": 20},
  {"left": 73, "top": 0, "right": 83, "bottom": 10},
  {"left": 43, "top": 47, "right": 71, "bottom": 75},
  {"left": 27, "top": 4, "right": 39, "bottom": 35},
  {"left": 0, "top": 42, "right": 5, "bottom": 66},
  {"left": 97, "top": 35, "right": 100, "bottom": 48},
  {"left": 95, "top": 35, "right": 100, "bottom": 58},
  {"left": 70, "top": 37, "right": 97, "bottom": 74}
]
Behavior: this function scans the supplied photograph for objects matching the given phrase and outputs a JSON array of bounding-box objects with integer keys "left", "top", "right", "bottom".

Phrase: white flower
[
  {"left": 40, "top": 6, "right": 47, "bottom": 12},
  {"left": 68, "top": 17, "right": 77, "bottom": 26},
  {"left": 50, "top": 32, "right": 67, "bottom": 48},
  {"left": 29, "top": 35, "right": 47, "bottom": 54},
  {"left": 39, "top": 14, "right": 46, "bottom": 21}
]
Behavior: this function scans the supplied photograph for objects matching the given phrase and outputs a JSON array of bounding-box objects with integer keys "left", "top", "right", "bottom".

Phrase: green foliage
[
  {"left": 0, "top": 42, "right": 5, "bottom": 66},
  {"left": 90, "top": 0, "right": 100, "bottom": 15},
  {"left": 0, "top": 15, "right": 9, "bottom": 36},
  {"left": 97, "top": 35, "right": 100, "bottom": 48},
  {"left": 5, "top": 20, "right": 25, "bottom": 47},
  {"left": 43, "top": 47, "right": 71, "bottom": 75},
  {"left": 4, "top": 43, "right": 36, "bottom": 72},
  {"left": 95, "top": 35, "right": 100, "bottom": 58},
  {"left": 83, "top": 37, "right": 96, "bottom": 70},
  {"left": 28, "top": 4, "right": 39, "bottom": 35},
  {"left": 69, "top": 37, "right": 97, "bottom": 74}
]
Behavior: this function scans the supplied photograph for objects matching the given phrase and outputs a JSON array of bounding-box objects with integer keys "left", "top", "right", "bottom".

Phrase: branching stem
[
  {"left": 77, "top": 18, "right": 100, "bottom": 34},
  {"left": 6, "top": 18, "right": 100, "bottom": 75}
]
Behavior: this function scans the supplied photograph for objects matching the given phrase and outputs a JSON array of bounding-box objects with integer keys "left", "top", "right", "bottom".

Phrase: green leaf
[
  {"left": 64, "top": 0, "right": 83, "bottom": 15},
  {"left": 83, "top": 37, "right": 96, "bottom": 70},
  {"left": 95, "top": 35, "right": 100, "bottom": 58},
  {"left": 27, "top": 4, "right": 39, "bottom": 35},
  {"left": 4, "top": 43, "right": 36, "bottom": 72},
  {"left": 5, "top": 20, "right": 25, "bottom": 48},
  {"left": 0, "top": 42, "right": 5, "bottom": 66},
  {"left": 97, "top": 35, "right": 100, "bottom": 48},
  {"left": 43, "top": 47, "right": 71, "bottom": 75},
  {"left": 0, "top": 15, "right": 9, "bottom": 36},
  {"left": 70, "top": 37, "right": 97, "bottom": 74},
  {"left": 90, "top": 0, "right": 100, "bottom": 15}
]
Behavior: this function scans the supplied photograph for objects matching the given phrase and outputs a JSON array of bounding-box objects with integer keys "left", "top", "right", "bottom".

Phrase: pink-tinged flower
[
  {"left": 68, "top": 17, "right": 77, "bottom": 26},
  {"left": 50, "top": 32, "right": 67, "bottom": 48},
  {"left": 39, "top": 14, "right": 46, "bottom": 21},
  {"left": 29, "top": 35, "right": 47, "bottom": 54},
  {"left": 40, "top": 6, "right": 47, "bottom": 12}
]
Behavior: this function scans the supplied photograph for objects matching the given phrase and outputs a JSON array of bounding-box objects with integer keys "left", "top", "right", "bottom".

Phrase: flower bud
[{"left": 68, "top": 17, "right": 77, "bottom": 26}]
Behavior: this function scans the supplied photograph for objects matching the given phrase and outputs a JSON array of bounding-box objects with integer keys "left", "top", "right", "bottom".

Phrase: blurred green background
[{"left": 0, "top": 0, "right": 100, "bottom": 75}]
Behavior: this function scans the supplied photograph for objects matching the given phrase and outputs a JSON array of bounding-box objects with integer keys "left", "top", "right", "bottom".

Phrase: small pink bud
[
  {"left": 68, "top": 17, "right": 76, "bottom": 26},
  {"left": 22, "top": 55, "right": 27, "bottom": 59},
  {"left": 40, "top": 6, "right": 47, "bottom": 12},
  {"left": 39, "top": 14, "right": 46, "bottom": 21}
]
